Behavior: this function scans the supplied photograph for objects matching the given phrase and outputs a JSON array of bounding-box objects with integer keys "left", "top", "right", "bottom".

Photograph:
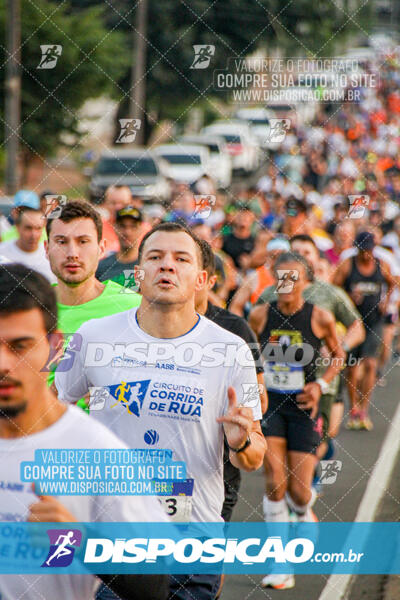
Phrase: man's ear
[
  {"left": 44, "top": 239, "right": 49, "bottom": 259},
  {"left": 98, "top": 238, "right": 106, "bottom": 261},
  {"left": 195, "top": 269, "right": 208, "bottom": 291},
  {"left": 208, "top": 274, "right": 217, "bottom": 290}
]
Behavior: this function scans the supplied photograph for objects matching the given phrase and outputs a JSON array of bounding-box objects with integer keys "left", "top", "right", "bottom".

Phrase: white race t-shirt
[
  {"left": 0, "top": 239, "right": 56, "bottom": 283},
  {"left": 56, "top": 310, "right": 262, "bottom": 522},
  {"left": 0, "top": 405, "right": 168, "bottom": 600}
]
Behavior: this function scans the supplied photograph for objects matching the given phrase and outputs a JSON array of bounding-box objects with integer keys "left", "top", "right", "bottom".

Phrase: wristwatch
[
  {"left": 228, "top": 435, "right": 251, "bottom": 453},
  {"left": 316, "top": 378, "right": 329, "bottom": 395}
]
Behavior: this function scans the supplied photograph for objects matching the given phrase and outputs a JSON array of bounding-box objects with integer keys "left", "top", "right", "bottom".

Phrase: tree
[
  {"left": 0, "top": 0, "right": 129, "bottom": 167},
  {"left": 70, "top": 0, "right": 371, "bottom": 139}
]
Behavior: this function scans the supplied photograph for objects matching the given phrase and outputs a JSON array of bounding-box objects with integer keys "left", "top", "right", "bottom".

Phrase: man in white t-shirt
[
  {"left": 0, "top": 265, "right": 169, "bottom": 600},
  {"left": 0, "top": 207, "right": 55, "bottom": 282},
  {"left": 56, "top": 222, "right": 266, "bottom": 599}
]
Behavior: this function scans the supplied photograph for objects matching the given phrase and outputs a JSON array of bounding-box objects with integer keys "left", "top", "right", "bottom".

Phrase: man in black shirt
[
  {"left": 195, "top": 239, "right": 267, "bottom": 598},
  {"left": 222, "top": 206, "right": 255, "bottom": 269},
  {"left": 96, "top": 207, "right": 143, "bottom": 287},
  {"left": 195, "top": 239, "right": 267, "bottom": 522}
]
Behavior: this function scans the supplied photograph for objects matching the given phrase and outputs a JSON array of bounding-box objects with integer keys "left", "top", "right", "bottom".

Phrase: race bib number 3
[
  {"left": 264, "top": 364, "right": 305, "bottom": 394},
  {"left": 158, "top": 479, "right": 193, "bottom": 522}
]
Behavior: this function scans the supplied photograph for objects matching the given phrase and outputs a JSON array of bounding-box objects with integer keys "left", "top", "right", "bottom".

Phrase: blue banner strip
[{"left": 0, "top": 522, "right": 399, "bottom": 574}]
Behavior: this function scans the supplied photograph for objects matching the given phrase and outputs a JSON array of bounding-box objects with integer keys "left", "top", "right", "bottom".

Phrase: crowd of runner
[{"left": 1, "top": 54, "right": 400, "bottom": 598}]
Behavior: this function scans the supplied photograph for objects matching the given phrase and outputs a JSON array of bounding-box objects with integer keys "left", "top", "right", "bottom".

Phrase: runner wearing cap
[
  {"left": 333, "top": 231, "right": 396, "bottom": 430},
  {"left": 1, "top": 190, "right": 46, "bottom": 243},
  {"left": 230, "top": 237, "right": 290, "bottom": 317},
  {"left": 0, "top": 200, "right": 55, "bottom": 283},
  {"left": 96, "top": 206, "right": 145, "bottom": 288}
]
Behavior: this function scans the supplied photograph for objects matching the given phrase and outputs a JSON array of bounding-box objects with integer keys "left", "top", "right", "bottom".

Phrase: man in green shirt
[
  {"left": 256, "top": 234, "right": 365, "bottom": 461},
  {"left": 44, "top": 200, "right": 142, "bottom": 399}
]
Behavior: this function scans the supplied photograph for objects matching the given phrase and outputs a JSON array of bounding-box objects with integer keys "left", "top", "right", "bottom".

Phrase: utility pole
[
  {"left": 5, "top": 0, "right": 21, "bottom": 194},
  {"left": 129, "top": 0, "right": 148, "bottom": 146}
]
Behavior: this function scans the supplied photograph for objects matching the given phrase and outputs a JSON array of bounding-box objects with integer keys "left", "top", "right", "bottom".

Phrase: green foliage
[{"left": 0, "top": 0, "right": 129, "bottom": 161}]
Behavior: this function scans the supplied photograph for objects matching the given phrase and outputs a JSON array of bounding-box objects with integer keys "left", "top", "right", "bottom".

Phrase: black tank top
[
  {"left": 259, "top": 301, "right": 322, "bottom": 400},
  {"left": 344, "top": 256, "right": 384, "bottom": 327}
]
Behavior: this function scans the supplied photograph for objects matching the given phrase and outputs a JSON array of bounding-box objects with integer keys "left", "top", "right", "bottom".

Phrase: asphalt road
[{"left": 222, "top": 361, "right": 400, "bottom": 600}]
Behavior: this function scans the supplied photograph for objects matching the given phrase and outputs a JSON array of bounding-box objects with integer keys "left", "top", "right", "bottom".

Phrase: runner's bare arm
[
  {"left": 332, "top": 258, "right": 351, "bottom": 288},
  {"left": 379, "top": 259, "right": 397, "bottom": 315},
  {"left": 257, "top": 371, "right": 268, "bottom": 414},
  {"left": 342, "top": 318, "right": 365, "bottom": 350},
  {"left": 217, "top": 387, "right": 266, "bottom": 471},
  {"left": 248, "top": 303, "right": 269, "bottom": 338},
  {"left": 314, "top": 306, "right": 346, "bottom": 384},
  {"left": 230, "top": 274, "right": 257, "bottom": 316}
]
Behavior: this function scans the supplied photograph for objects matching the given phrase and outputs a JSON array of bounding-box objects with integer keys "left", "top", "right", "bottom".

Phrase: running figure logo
[
  {"left": 241, "top": 383, "right": 264, "bottom": 408},
  {"left": 319, "top": 460, "right": 342, "bottom": 484},
  {"left": 119, "top": 268, "right": 145, "bottom": 293},
  {"left": 193, "top": 195, "right": 216, "bottom": 219},
  {"left": 276, "top": 269, "right": 299, "bottom": 294},
  {"left": 37, "top": 45, "right": 62, "bottom": 69},
  {"left": 267, "top": 119, "right": 291, "bottom": 143},
  {"left": 42, "top": 529, "right": 82, "bottom": 567},
  {"left": 89, "top": 386, "right": 109, "bottom": 411},
  {"left": 116, "top": 119, "right": 141, "bottom": 143},
  {"left": 190, "top": 45, "right": 215, "bottom": 69},
  {"left": 43, "top": 194, "right": 67, "bottom": 219},
  {"left": 107, "top": 380, "right": 151, "bottom": 417},
  {"left": 348, "top": 195, "right": 369, "bottom": 219}
]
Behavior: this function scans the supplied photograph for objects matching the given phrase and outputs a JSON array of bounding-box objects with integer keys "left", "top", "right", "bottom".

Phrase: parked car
[
  {"left": 234, "top": 107, "right": 274, "bottom": 150},
  {"left": 88, "top": 148, "right": 171, "bottom": 203},
  {"left": 179, "top": 135, "right": 232, "bottom": 188},
  {"left": 154, "top": 144, "right": 211, "bottom": 185},
  {"left": 201, "top": 120, "right": 260, "bottom": 173}
]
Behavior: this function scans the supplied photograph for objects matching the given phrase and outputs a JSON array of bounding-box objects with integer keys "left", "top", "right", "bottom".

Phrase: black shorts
[
  {"left": 261, "top": 394, "right": 322, "bottom": 454},
  {"left": 348, "top": 320, "right": 383, "bottom": 361}
]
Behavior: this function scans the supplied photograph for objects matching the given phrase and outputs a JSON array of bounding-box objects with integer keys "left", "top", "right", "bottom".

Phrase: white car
[
  {"left": 179, "top": 135, "right": 232, "bottom": 188},
  {"left": 234, "top": 107, "right": 274, "bottom": 150},
  {"left": 201, "top": 121, "right": 260, "bottom": 173},
  {"left": 89, "top": 148, "right": 171, "bottom": 203},
  {"left": 154, "top": 144, "right": 211, "bottom": 185}
]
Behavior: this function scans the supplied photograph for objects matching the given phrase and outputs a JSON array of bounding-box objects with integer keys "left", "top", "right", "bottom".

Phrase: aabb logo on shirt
[
  {"left": 42, "top": 529, "right": 82, "bottom": 568},
  {"left": 108, "top": 380, "right": 151, "bottom": 417}
]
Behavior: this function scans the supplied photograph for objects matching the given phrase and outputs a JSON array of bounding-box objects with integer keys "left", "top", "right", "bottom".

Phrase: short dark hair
[
  {"left": 14, "top": 207, "right": 41, "bottom": 225},
  {"left": 274, "top": 251, "right": 314, "bottom": 282},
  {"left": 46, "top": 200, "right": 103, "bottom": 242},
  {"left": 0, "top": 264, "right": 58, "bottom": 333},
  {"left": 138, "top": 222, "right": 203, "bottom": 265},
  {"left": 290, "top": 234, "right": 317, "bottom": 248},
  {"left": 199, "top": 239, "right": 216, "bottom": 277}
]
